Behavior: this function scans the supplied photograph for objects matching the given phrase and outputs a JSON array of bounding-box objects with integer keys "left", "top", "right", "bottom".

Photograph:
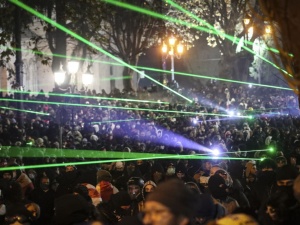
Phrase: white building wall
[{"left": 1, "top": 51, "right": 124, "bottom": 95}]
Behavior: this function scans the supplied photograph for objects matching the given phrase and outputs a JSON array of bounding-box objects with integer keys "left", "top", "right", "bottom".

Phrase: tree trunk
[
  {"left": 219, "top": 54, "right": 236, "bottom": 80},
  {"left": 122, "top": 56, "right": 139, "bottom": 91},
  {"left": 219, "top": 52, "right": 253, "bottom": 82},
  {"left": 51, "top": 0, "right": 67, "bottom": 86},
  {"left": 122, "top": 66, "right": 133, "bottom": 91}
]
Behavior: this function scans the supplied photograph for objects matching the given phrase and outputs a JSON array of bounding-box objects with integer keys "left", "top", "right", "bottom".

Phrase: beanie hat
[
  {"left": 96, "top": 181, "right": 113, "bottom": 202},
  {"left": 276, "top": 165, "right": 299, "bottom": 181},
  {"left": 216, "top": 213, "right": 259, "bottom": 225},
  {"left": 146, "top": 179, "right": 197, "bottom": 218},
  {"left": 54, "top": 194, "right": 90, "bottom": 225},
  {"left": 97, "top": 169, "right": 112, "bottom": 182}
]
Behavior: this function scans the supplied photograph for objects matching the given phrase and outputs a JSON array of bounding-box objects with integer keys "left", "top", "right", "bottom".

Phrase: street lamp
[
  {"left": 82, "top": 65, "right": 94, "bottom": 87},
  {"left": 54, "top": 63, "right": 66, "bottom": 86},
  {"left": 54, "top": 60, "right": 93, "bottom": 149},
  {"left": 67, "top": 60, "right": 80, "bottom": 74},
  {"left": 162, "top": 36, "right": 183, "bottom": 81},
  {"left": 67, "top": 60, "right": 80, "bottom": 93}
]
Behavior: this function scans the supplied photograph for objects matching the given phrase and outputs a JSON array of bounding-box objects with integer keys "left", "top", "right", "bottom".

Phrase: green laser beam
[
  {"left": 164, "top": 72, "right": 293, "bottom": 91},
  {"left": 1, "top": 147, "right": 204, "bottom": 159},
  {"left": 0, "top": 106, "right": 49, "bottom": 115},
  {"left": 5, "top": 2, "right": 292, "bottom": 93},
  {"left": 0, "top": 97, "right": 252, "bottom": 118},
  {"left": 0, "top": 152, "right": 260, "bottom": 172},
  {"left": 0, "top": 154, "right": 261, "bottom": 171},
  {"left": 0, "top": 89, "right": 169, "bottom": 105},
  {"left": 2, "top": 45, "right": 292, "bottom": 91},
  {"left": 103, "top": 0, "right": 291, "bottom": 77},
  {"left": 165, "top": 0, "right": 280, "bottom": 55},
  {"left": 0, "top": 144, "right": 267, "bottom": 161},
  {"left": 0, "top": 46, "right": 122, "bottom": 67},
  {"left": 165, "top": 0, "right": 292, "bottom": 78},
  {"left": 10, "top": 0, "right": 192, "bottom": 103}
]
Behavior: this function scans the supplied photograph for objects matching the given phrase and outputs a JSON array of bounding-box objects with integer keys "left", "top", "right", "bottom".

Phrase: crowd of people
[{"left": 0, "top": 82, "right": 300, "bottom": 225}]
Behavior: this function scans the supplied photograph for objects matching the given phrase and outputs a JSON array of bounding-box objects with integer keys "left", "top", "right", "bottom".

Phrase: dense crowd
[{"left": 0, "top": 82, "right": 300, "bottom": 225}]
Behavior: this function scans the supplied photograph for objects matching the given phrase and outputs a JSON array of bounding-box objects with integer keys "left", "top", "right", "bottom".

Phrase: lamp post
[
  {"left": 162, "top": 36, "right": 183, "bottom": 81},
  {"left": 82, "top": 65, "right": 94, "bottom": 88},
  {"left": 54, "top": 61, "right": 93, "bottom": 148},
  {"left": 67, "top": 60, "right": 80, "bottom": 93}
]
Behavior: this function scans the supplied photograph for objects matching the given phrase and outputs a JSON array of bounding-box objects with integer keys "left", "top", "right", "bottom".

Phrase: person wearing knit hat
[{"left": 142, "top": 179, "right": 198, "bottom": 225}]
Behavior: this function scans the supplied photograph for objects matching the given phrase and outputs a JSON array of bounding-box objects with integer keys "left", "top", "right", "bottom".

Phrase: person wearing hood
[
  {"left": 55, "top": 165, "right": 80, "bottom": 198},
  {"left": 141, "top": 180, "right": 157, "bottom": 201},
  {"left": 208, "top": 174, "right": 239, "bottom": 215},
  {"left": 210, "top": 166, "right": 249, "bottom": 208}
]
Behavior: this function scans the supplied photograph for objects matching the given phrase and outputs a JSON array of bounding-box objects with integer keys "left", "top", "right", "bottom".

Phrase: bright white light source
[
  {"left": 228, "top": 111, "right": 234, "bottom": 117},
  {"left": 212, "top": 149, "right": 220, "bottom": 156},
  {"left": 193, "top": 118, "right": 198, "bottom": 125},
  {"left": 68, "top": 60, "right": 79, "bottom": 74}
]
